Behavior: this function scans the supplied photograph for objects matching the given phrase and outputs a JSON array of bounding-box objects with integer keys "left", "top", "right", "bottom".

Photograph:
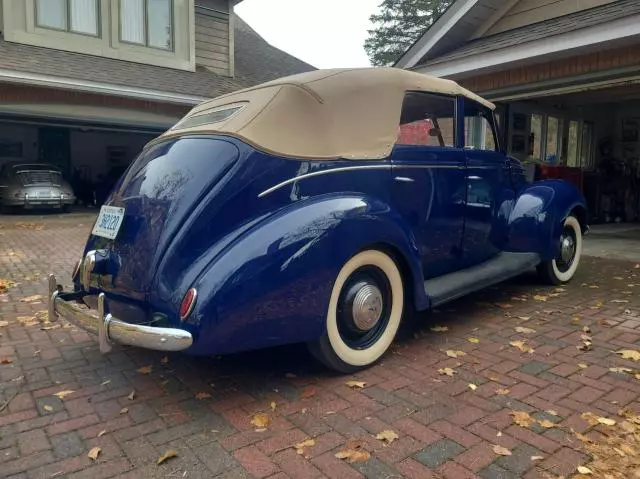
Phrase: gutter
[{"left": 0, "top": 68, "right": 209, "bottom": 106}]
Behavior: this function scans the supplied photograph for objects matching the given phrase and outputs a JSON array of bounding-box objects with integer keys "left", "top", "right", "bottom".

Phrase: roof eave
[{"left": 394, "top": 0, "right": 479, "bottom": 69}]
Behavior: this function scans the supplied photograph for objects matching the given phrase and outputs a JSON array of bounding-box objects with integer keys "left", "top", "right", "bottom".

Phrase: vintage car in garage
[
  {"left": 0, "top": 162, "right": 76, "bottom": 213},
  {"left": 48, "top": 68, "right": 587, "bottom": 372}
]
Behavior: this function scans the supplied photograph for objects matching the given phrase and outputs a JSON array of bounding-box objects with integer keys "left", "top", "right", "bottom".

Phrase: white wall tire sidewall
[
  {"left": 551, "top": 216, "right": 582, "bottom": 283},
  {"left": 326, "top": 250, "right": 403, "bottom": 367}
]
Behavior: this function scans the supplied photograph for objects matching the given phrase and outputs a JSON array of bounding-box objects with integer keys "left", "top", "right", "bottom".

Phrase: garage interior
[
  {"left": 0, "top": 118, "right": 160, "bottom": 208},
  {"left": 496, "top": 80, "right": 640, "bottom": 225}
]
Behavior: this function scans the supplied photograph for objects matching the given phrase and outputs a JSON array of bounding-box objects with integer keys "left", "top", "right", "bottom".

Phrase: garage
[
  {"left": 492, "top": 78, "right": 640, "bottom": 225},
  {"left": 0, "top": 88, "right": 186, "bottom": 212}
]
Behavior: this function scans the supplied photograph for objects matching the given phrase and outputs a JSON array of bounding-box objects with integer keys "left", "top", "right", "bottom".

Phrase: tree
[{"left": 365, "top": 0, "right": 453, "bottom": 67}]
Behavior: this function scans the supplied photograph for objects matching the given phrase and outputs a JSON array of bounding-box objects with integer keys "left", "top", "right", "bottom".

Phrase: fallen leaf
[
  {"left": 496, "top": 388, "right": 510, "bottom": 395},
  {"left": 438, "top": 367, "right": 456, "bottom": 377},
  {"left": 300, "top": 386, "right": 316, "bottom": 398},
  {"left": 136, "top": 365, "right": 152, "bottom": 374},
  {"left": 469, "top": 383, "right": 477, "bottom": 391},
  {"left": 195, "top": 392, "right": 211, "bottom": 400},
  {"left": 517, "top": 316, "right": 531, "bottom": 321},
  {"left": 578, "top": 363, "right": 588, "bottom": 369},
  {"left": 531, "top": 456, "right": 544, "bottom": 461},
  {"left": 43, "top": 405, "right": 53, "bottom": 412},
  {"left": 609, "top": 367, "right": 633, "bottom": 374},
  {"left": 97, "top": 430, "right": 106, "bottom": 438},
  {"left": 583, "top": 326, "right": 591, "bottom": 334},
  {"left": 510, "top": 340, "right": 534, "bottom": 354},
  {"left": 335, "top": 441, "right": 370, "bottom": 463},
  {"left": 160, "top": 356, "right": 169, "bottom": 365},
  {"left": 100, "top": 379, "right": 111, "bottom": 386},
  {"left": 294, "top": 438, "right": 315, "bottom": 455},
  {"left": 612, "top": 299, "right": 629, "bottom": 303},
  {"left": 53, "top": 390, "right": 74, "bottom": 399},
  {"left": 430, "top": 326, "right": 448, "bottom": 332},
  {"left": 493, "top": 444, "right": 512, "bottom": 456},
  {"left": 616, "top": 350, "right": 640, "bottom": 361},
  {"left": 538, "top": 419, "right": 556, "bottom": 429},
  {"left": 577, "top": 465, "right": 593, "bottom": 475},
  {"left": 445, "top": 350, "right": 466, "bottom": 358},
  {"left": 345, "top": 381, "right": 367, "bottom": 389},
  {"left": 270, "top": 401, "right": 277, "bottom": 411},
  {"left": 468, "top": 337, "right": 480, "bottom": 344},
  {"left": 512, "top": 411, "right": 534, "bottom": 428},
  {"left": 515, "top": 326, "right": 536, "bottom": 334},
  {"left": 120, "top": 407, "right": 129, "bottom": 414},
  {"left": 546, "top": 410, "right": 558, "bottom": 416},
  {"left": 87, "top": 447, "right": 101, "bottom": 461},
  {"left": 250, "top": 413, "right": 270, "bottom": 429},
  {"left": 20, "top": 295, "right": 43, "bottom": 302},
  {"left": 375, "top": 430, "right": 399, "bottom": 444},
  {"left": 127, "top": 390, "right": 135, "bottom": 401},
  {"left": 0, "top": 358, "right": 13, "bottom": 364},
  {"left": 495, "top": 302, "right": 513, "bottom": 309},
  {"left": 157, "top": 450, "right": 178, "bottom": 465},
  {"left": 0, "top": 320, "right": 8, "bottom": 327},
  {"left": 533, "top": 295, "right": 548, "bottom": 302},
  {"left": 598, "top": 417, "right": 616, "bottom": 426}
]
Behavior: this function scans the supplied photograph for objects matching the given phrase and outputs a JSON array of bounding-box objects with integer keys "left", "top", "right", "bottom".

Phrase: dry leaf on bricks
[
  {"left": 345, "top": 381, "right": 366, "bottom": 389},
  {"left": 511, "top": 411, "right": 535, "bottom": 428},
  {"left": 438, "top": 368, "right": 456, "bottom": 377},
  {"left": 616, "top": 350, "right": 640, "bottom": 361},
  {"left": 430, "top": 326, "right": 448, "bottom": 332},
  {"left": 250, "top": 413, "right": 270, "bottom": 430},
  {"left": 515, "top": 326, "right": 536, "bottom": 334},
  {"left": 195, "top": 392, "right": 211, "bottom": 400},
  {"left": 136, "top": 365, "right": 152, "bottom": 374},
  {"left": 127, "top": 391, "right": 135, "bottom": 401},
  {"left": 493, "top": 445, "right": 512, "bottom": 456},
  {"left": 87, "top": 447, "right": 101, "bottom": 461},
  {"left": 53, "top": 390, "right": 74, "bottom": 399},
  {"left": 157, "top": 450, "right": 178, "bottom": 465},
  {"left": 294, "top": 439, "right": 315, "bottom": 455},
  {"left": 300, "top": 386, "right": 316, "bottom": 398},
  {"left": 445, "top": 350, "right": 466, "bottom": 358},
  {"left": 375, "top": 430, "right": 399, "bottom": 444},
  {"left": 510, "top": 340, "right": 534, "bottom": 353}
]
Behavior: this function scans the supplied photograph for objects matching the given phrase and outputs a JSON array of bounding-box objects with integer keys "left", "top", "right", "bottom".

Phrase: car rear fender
[{"left": 183, "top": 194, "right": 425, "bottom": 355}]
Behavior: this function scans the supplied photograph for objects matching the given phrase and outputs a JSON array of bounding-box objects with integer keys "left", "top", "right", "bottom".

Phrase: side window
[
  {"left": 397, "top": 92, "right": 456, "bottom": 148},
  {"left": 464, "top": 101, "right": 498, "bottom": 151}
]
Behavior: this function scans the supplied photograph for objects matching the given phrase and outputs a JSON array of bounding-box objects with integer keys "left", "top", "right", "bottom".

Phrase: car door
[
  {"left": 391, "top": 92, "right": 466, "bottom": 279},
  {"left": 460, "top": 98, "right": 514, "bottom": 267}
]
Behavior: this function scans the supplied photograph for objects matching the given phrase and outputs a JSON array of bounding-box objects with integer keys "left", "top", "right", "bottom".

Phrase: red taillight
[
  {"left": 71, "top": 260, "right": 81, "bottom": 280},
  {"left": 179, "top": 288, "right": 197, "bottom": 320}
]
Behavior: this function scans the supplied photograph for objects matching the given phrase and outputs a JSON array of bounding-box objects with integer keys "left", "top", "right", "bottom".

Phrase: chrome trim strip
[
  {"left": 258, "top": 163, "right": 469, "bottom": 198},
  {"left": 81, "top": 251, "right": 96, "bottom": 291},
  {"left": 48, "top": 274, "right": 193, "bottom": 353},
  {"left": 258, "top": 164, "right": 391, "bottom": 198},
  {"left": 394, "top": 176, "right": 415, "bottom": 183}
]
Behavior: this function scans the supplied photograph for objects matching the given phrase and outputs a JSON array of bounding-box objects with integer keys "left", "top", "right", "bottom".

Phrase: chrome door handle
[{"left": 394, "top": 176, "right": 415, "bottom": 183}]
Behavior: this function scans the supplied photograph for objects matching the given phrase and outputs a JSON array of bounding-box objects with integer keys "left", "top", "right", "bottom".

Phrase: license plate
[{"left": 92, "top": 205, "right": 125, "bottom": 240}]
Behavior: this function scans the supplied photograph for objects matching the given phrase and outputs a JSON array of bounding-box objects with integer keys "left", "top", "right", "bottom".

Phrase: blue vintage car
[{"left": 48, "top": 68, "right": 587, "bottom": 372}]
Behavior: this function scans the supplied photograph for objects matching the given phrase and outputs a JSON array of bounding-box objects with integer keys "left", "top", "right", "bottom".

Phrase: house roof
[
  {"left": 418, "top": 0, "right": 640, "bottom": 68},
  {"left": 0, "top": 15, "right": 315, "bottom": 104}
]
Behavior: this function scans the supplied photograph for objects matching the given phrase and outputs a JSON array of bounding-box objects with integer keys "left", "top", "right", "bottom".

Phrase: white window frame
[
  {"left": 119, "top": 0, "right": 174, "bottom": 51},
  {"left": 35, "top": 0, "right": 100, "bottom": 37}
]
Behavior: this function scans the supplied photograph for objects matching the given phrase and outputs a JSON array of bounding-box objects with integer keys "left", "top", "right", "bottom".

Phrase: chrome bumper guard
[{"left": 48, "top": 274, "right": 193, "bottom": 353}]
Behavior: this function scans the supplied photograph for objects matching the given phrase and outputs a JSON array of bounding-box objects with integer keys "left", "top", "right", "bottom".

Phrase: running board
[{"left": 424, "top": 252, "right": 540, "bottom": 308}]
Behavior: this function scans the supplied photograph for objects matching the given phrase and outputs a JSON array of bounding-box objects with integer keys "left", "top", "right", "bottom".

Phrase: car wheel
[
  {"left": 308, "top": 249, "right": 404, "bottom": 373},
  {"left": 537, "top": 215, "right": 582, "bottom": 285}
]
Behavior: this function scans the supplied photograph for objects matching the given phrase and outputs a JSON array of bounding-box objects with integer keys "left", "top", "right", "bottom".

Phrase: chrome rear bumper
[{"left": 48, "top": 274, "right": 193, "bottom": 353}]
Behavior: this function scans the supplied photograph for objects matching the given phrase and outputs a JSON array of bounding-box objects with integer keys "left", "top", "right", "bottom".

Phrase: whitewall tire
[
  {"left": 308, "top": 249, "right": 405, "bottom": 373},
  {"left": 538, "top": 215, "right": 582, "bottom": 285}
]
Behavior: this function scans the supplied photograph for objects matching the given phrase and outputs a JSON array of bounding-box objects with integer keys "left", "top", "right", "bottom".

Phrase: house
[
  {"left": 0, "top": 0, "right": 314, "bottom": 203},
  {"left": 396, "top": 0, "right": 640, "bottom": 223}
]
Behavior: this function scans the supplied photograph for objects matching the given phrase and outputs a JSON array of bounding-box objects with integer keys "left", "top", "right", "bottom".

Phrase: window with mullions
[
  {"left": 36, "top": 0, "right": 99, "bottom": 36},
  {"left": 120, "top": 0, "right": 173, "bottom": 50}
]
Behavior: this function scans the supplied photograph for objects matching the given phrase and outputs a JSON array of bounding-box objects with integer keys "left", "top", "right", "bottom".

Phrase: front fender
[
  {"left": 505, "top": 180, "right": 587, "bottom": 260},
  {"left": 184, "top": 194, "right": 425, "bottom": 355}
]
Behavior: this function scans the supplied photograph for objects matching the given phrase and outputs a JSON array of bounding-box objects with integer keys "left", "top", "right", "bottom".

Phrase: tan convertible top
[{"left": 155, "top": 68, "right": 495, "bottom": 160}]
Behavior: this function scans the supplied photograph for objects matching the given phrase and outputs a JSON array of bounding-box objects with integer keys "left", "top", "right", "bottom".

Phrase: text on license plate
[{"left": 92, "top": 206, "right": 125, "bottom": 240}]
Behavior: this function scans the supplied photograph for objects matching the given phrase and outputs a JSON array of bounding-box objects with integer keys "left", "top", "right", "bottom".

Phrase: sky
[{"left": 235, "top": 0, "right": 381, "bottom": 69}]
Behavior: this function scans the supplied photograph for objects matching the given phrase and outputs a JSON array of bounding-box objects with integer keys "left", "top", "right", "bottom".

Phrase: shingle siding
[{"left": 195, "top": 1, "right": 232, "bottom": 76}]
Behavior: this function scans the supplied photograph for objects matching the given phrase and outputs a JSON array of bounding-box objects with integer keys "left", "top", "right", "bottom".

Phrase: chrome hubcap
[
  {"left": 560, "top": 236, "right": 575, "bottom": 263},
  {"left": 351, "top": 284, "right": 383, "bottom": 332}
]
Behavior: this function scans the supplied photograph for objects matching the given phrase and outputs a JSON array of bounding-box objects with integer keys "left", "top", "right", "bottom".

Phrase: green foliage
[{"left": 365, "top": 0, "right": 453, "bottom": 67}]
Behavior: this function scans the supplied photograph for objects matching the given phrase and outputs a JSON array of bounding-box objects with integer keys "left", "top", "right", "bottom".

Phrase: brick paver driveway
[{"left": 1, "top": 213, "right": 640, "bottom": 478}]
